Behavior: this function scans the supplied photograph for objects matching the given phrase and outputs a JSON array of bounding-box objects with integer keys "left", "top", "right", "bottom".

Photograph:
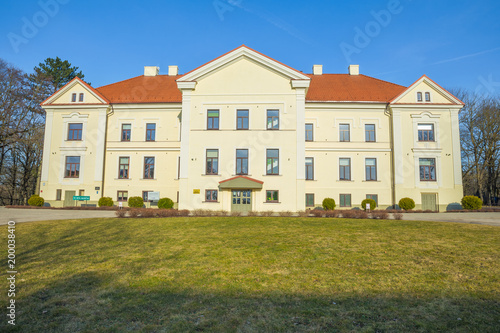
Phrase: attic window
[
  {"left": 71, "top": 93, "right": 77, "bottom": 102},
  {"left": 417, "top": 92, "right": 423, "bottom": 102},
  {"left": 425, "top": 92, "right": 431, "bottom": 102},
  {"left": 79, "top": 93, "right": 84, "bottom": 102}
]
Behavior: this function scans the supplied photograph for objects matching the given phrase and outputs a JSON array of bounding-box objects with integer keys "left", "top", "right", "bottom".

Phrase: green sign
[{"left": 73, "top": 196, "right": 90, "bottom": 201}]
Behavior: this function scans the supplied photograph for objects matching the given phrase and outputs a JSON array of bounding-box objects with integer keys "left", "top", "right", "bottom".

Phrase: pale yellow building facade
[{"left": 40, "top": 46, "right": 464, "bottom": 211}]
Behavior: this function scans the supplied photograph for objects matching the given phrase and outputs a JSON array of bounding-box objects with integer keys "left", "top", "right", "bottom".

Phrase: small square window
[
  {"left": 117, "top": 191, "right": 128, "bottom": 202},
  {"left": 206, "top": 190, "right": 218, "bottom": 202},
  {"left": 266, "top": 190, "right": 279, "bottom": 202},
  {"left": 340, "top": 194, "right": 351, "bottom": 207},
  {"left": 366, "top": 194, "right": 378, "bottom": 207}
]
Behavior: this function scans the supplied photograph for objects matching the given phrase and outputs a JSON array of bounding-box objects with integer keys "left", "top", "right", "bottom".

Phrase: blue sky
[{"left": 1, "top": 0, "right": 499, "bottom": 94}]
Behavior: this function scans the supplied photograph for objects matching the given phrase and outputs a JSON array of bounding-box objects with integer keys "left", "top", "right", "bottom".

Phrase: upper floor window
[
  {"left": 365, "top": 158, "right": 377, "bottom": 181},
  {"left": 339, "top": 158, "right": 351, "bottom": 180},
  {"left": 79, "top": 93, "right": 84, "bottom": 102},
  {"left": 418, "top": 124, "right": 435, "bottom": 142},
  {"left": 236, "top": 149, "right": 248, "bottom": 175},
  {"left": 305, "top": 123, "right": 314, "bottom": 141},
  {"left": 68, "top": 123, "right": 83, "bottom": 141},
  {"left": 206, "top": 149, "right": 219, "bottom": 175},
  {"left": 365, "top": 124, "right": 376, "bottom": 142},
  {"left": 419, "top": 158, "right": 436, "bottom": 181},
  {"left": 65, "top": 156, "right": 80, "bottom": 178},
  {"left": 118, "top": 157, "right": 129, "bottom": 179},
  {"left": 146, "top": 123, "right": 156, "bottom": 141},
  {"left": 339, "top": 124, "right": 350, "bottom": 142},
  {"left": 121, "top": 124, "right": 131, "bottom": 141},
  {"left": 267, "top": 110, "right": 279, "bottom": 130},
  {"left": 207, "top": 110, "right": 219, "bottom": 130},
  {"left": 305, "top": 157, "right": 314, "bottom": 180},
  {"left": 71, "top": 93, "right": 77, "bottom": 102},
  {"left": 237, "top": 110, "right": 249, "bottom": 130},
  {"left": 425, "top": 92, "right": 431, "bottom": 102},
  {"left": 144, "top": 157, "right": 155, "bottom": 179},
  {"left": 417, "top": 92, "right": 423, "bottom": 102},
  {"left": 266, "top": 149, "right": 279, "bottom": 175}
]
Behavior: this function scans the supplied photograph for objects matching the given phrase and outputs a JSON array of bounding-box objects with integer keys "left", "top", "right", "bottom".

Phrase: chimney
[
  {"left": 313, "top": 64, "right": 323, "bottom": 75},
  {"left": 144, "top": 66, "right": 159, "bottom": 76},
  {"left": 168, "top": 66, "right": 179, "bottom": 76},
  {"left": 348, "top": 65, "right": 359, "bottom": 75}
]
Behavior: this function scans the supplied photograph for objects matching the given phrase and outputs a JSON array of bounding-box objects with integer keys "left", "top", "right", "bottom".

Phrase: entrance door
[
  {"left": 231, "top": 190, "right": 252, "bottom": 212},
  {"left": 421, "top": 193, "right": 437, "bottom": 211},
  {"left": 64, "top": 190, "right": 75, "bottom": 207}
]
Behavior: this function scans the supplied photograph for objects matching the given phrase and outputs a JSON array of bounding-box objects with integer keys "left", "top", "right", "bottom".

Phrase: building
[{"left": 39, "top": 45, "right": 464, "bottom": 212}]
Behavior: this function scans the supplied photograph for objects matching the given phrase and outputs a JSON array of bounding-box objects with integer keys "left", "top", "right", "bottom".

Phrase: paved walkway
[
  {"left": 0, "top": 207, "right": 116, "bottom": 225},
  {"left": 402, "top": 212, "right": 500, "bottom": 227}
]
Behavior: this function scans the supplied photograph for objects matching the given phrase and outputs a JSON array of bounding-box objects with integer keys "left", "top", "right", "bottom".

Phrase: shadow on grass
[{"left": 4, "top": 271, "right": 499, "bottom": 333}]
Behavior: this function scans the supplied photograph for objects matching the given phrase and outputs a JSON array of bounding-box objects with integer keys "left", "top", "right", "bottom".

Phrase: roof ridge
[
  {"left": 96, "top": 74, "right": 145, "bottom": 90},
  {"left": 358, "top": 74, "right": 406, "bottom": 88}
]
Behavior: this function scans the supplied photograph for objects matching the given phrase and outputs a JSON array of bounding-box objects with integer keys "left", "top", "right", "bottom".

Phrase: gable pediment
[
  {"left": 390, "top": 75, "right": 463, "bottom": 105},
  {"left": 42, "top": 77, "right": 109, "bottom": 106}
]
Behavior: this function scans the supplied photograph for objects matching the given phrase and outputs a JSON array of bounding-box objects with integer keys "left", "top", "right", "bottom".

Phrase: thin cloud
[{"left": 432, "top": 47, "right": 500, "bottom": 65}]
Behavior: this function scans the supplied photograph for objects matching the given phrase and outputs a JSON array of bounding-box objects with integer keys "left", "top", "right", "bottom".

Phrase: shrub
[
  {"left": 98, "top": 197, "right": 113, "bottom": 207},
  {"left": 371, "top": 210, "right": 389, "bottom": 220},
  {"left": 393, "top": 212, "right": 403, "bottom": 220},
  {"left": 158, "top": 197, "right": 174, "bottom": 209},
  {"left": 129, "top": 208, "right": 140, "bottom": 218},
  {"left": 128, "top": 196, "right": 144, "bottom": 208},
  {"left": 361, "top": 199, "right": 377, "bottom": 211},
  {"left": 247, "top": 211, "right": 259, "bottom": 217},
  {"left": 322, "top": 198, "right": 336, "bottom": 210},
  {"left": 311, "top": 210, "right": 324, "bottom": 217},
  {"left": 461, "top": 195, "right": 483, "bottom": 210},
  {"left": 325, "top": 210, "right": 339, "bottom": 218},
  {"left": 28, "top": 195, "right": 44, "bottom": 207},
  {"left": 140, "top": 208, "right": 156, "bottom": 218},
  {"left": 261, "top": 211, "right": 274, "bottom": 217},
  {"left": 298, "top": 211, "right": 309, "bottom": 217},
  {"left": 340, "top": 210, "right": 356, "bottom": 219},
  {"left": 178, "top": 209, "right": 190, "bottom": 216},
  {"left": 115, "top": 210, "right": 127, "bottom": 218},
  {"left": 279, "top": 211, "right": 293, "bottom": 217},
  {"left": 231, "top": 211, "right": 242, "bottom": 217},
  {"left": 398, "top": 197, "right": 415, "bottom": 211}
]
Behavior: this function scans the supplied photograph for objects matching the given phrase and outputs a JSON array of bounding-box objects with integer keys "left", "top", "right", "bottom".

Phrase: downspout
[
  {"left": 385, "top": 104, "right": 396, "bottom": 209},
  {"left": 101, "top": 105, "right": 113, "bottom": 198}
]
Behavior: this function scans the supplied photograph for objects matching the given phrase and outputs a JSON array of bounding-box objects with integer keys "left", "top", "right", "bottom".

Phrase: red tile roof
[
  {"left": 96, "top": 75, "right": 182, "bottom": 104},
  {"left": 305, "top": 74, "right": 406, "bottom": 103}
]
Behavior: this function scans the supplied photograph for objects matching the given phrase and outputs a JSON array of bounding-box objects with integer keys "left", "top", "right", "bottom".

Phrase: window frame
[
  {"left": 417, "top": 92, "right": 423, "bottom": 102},
  {"left": 365, "top": 124, "right": 376, "bottom": 142},
  {"left": 121, "top": 124, "right": 131, "bottom": 142},
  {"left": 305, "top": 157, "right": 314, "bottom": 180},
  {"left": 56, "top": 189, "right": 62, "bottom": 201},
  {"left": 266, "top": 149, "right": 279, "bottom": 175},
  {"left": 339, "top": 123, "right": 350, "bottom": 142},
  {"left": 366, "top": 194, "right": 378, "bottom": 207},
  {"left": 67, "top": 123, "right": 83, "bottom": 141},
  {"left": 266, "top": 190, "right": 279, "bottom": 203},
  {"left": 305, "top": 123, "right": 314, "bottom": 141},
  {"left": 418, "top": 123, "right": 435, "bottom": 142},
  {"left": 425, "top": 92, "right": 431, "bottom": 102},
  {"left": 206, "top": 149, "right": 219, "bottom": 175},
  {"left": 71, "top": 93, "right": 77, "bottom": 102},
  {"left": 340, "top": 194, "right": 351, "bottom": 207},
  {"left": 144, "top": 156, "right": 155, "bottom": 179},
  {"left": 419, "top": 158, "right": 437, "bottom": 182},
  {"left": 365, "top": 158, "right": 377, "bottom": 181},
  {"left": 236, "top": 149, "right": 249, "bottom": 175},
  {"left": 79, "top": 93, "right": 84, "bottom": 102},
  {"left": 207, "top": 110, "right": 220, "bottom": 130},
  {"left": 266, "top": 110, "right": 279, "bottom": 130},
  {"left": 339, "top": 158, "right": 351, "bottom": 181},
  {"left": 305, "top": 193, "right": 315, "bottom": 207},
  {"left": 118, "top": 157, "right": 130, "bottom": 179},
  {"left": 142, "top": 191, "right": 151, "bottom": 203},
  {"left": 64, "top": 156, "right": 80, "bottom": 178},
  {"left": 117, "top": 190, "right": 128, "bottom": 202},
  {"left": 236, "top": 110, "right": 249, "bottom": 130},
  {"left": 205, "top": 189, "right": 218, "bottom": 202},
  {"left": 146, "top": 123, "right": 156, "bottom": 142}
]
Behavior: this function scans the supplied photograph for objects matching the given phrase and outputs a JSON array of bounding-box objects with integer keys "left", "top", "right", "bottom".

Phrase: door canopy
[{"left": 219, "top": 176, "right": 263, "bottom": 190}]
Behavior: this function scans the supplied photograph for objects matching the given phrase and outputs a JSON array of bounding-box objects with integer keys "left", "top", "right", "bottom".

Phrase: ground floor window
[
  {"left": 340, "top": 194, "right": 351, "bottom": 207},
  {"left": 79, "top": 189, "right": 85, "bottom": 196},
  {"left": 56, "top": 189, "right": 62, "bottom": 201},
  {"left": 306, "top": 193, "right": 314, "bottom": 207},
  {"left": 118, "top": 191, "right": 128, "bottom": 202},
  {"left": 266, "top": 190, "right": 279, "bottom": 202},
  {"left": 142, "top": 191, "right": 151, "bottom": 202},
  {"left": 206, "top": 190, "right": 218, "bottom": 202},
  {"left": 366, "top": 194, "right": 378, "bottom": 207}
]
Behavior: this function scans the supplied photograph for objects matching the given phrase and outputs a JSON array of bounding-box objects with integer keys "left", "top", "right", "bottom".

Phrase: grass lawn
[{"left": 1, "top": 217, "right": 499, "bottom": 332}]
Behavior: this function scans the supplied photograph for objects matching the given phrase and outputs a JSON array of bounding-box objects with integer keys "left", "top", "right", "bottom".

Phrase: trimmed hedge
[
  {"left": 322, "top": 198, "right": 336, "bottom": 210},
  {"left": 28, "top": 195, "right": 44, "bottom": 207},
  {"left": 361, "top": 198, "right": 377, "bottom": 211},
  {"left": 398, "top": 197, "right": 415, "bottom": 211},
  {"left": 128, "top": 196, "right": 144, "bottom": 208},
  {"left": 461, "top": 195, "right": 482, "bottom": 210},
  {"left": 158, "top": 197, "right": 174, "bottom": 209},
  {"left": 98, "top": 197, "right": 113, "bottom": 207}
]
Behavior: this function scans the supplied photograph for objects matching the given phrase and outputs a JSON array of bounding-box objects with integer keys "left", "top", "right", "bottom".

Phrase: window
[
  {"left": 146, "top": 123, "right": 156, "bottom": 141},
  {"left": 340, "top": 194, "right": 351, "bottom": 207},
  {"left": 266, "top": 149, "right": 279, "bottom": 175},
  {"left": 121, "top": 124, "right": 131, "bottom": 141},
  {"left": 419, "top": 158, "right": 436, "bottom": 181},
  {"left": 366, "top": 194, "right": 378, "bottom": 207},
  {"left": 237, "top": 110, "right": 249, "bottom": 130},
  {"left": 142, "top": 191, "right": 150, "bottom": 202},
  {"left": 425, "top": 92, "right": 431, "bottom": 102},
  {"left": 79, "top": 189, "right": 85, "bottom": 196},
  {"left": 68, "top": 123, "right": 83, "bottom": 141},
  {"left": 206, "top": 190, "right": 218, "bottom": 202},
  {"left": 144, "top": 157, "right": 155, "bottom": 179},
  {"left": 119, "top": 157, "right": 129, "bottom": 179},
  {"left": 305, "top": 157, "right": 314, "bottom": 180},
  {"left": 339, "top": 124, "right": 350, "bottom": 142},
  {"left": 418, "top": 124, "right": 435, "bottom": 142},
  {"left": 56, "top": 189, "right": 62, "bottom": 201},
  {"left": 65, "top": 156, "right": 80, "bottom": 178},
  {"left": 305, "top": 123, "right": 314, "bottom": 141},
  {"left": 207, "top": 110, "right": 219, "bottom": 130},
  {"left": 266, "top": 190, "right": 279, "bottom": 202},
  {"left": 417, "top": 92, "right": 423, "bottom": 102},
  {"left": 365, "top": 124, "right": 376, "bottom": 142},
  {"left": 267, "top": 110, "right": 279, "bottom": 130},
  {"left": 339, "top": 158, "right": 351, "bottom": 180},
  {"left": 206, "top": 149, "right": 219, "bottom": 175},
  {"left": 117, "top": 191, "right": 128, "bottom": 202},
  {"left": 71, "top": 93, "right": 76, "bottom": 102},
  {"left": 236, "top": 149, "right": 248, "bottom": 175},
  {"left": 79, "top": 93, "right": 84, "bottom": 102},
  {"left": 365, "top": 158, "right": 377, "bottom": 181},
  {"left": 306, "top": 193, "right": 314, "bottom": 207}
]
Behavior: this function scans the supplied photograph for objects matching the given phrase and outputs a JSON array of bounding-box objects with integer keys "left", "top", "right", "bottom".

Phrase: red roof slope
[
  {"left": 306, "top": 74, "right": 406, "bottom": 103},
  {"left": 96, "top": 75, "right": 182, "bottom": 103}
]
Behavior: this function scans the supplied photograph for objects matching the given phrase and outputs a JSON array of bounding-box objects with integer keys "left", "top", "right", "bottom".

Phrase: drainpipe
[
  {"left": 101, "top": 105, "right": 113, "bottom": 198},
  {"left": 385, "top": 104, "right": 396, "bottom": 209}
]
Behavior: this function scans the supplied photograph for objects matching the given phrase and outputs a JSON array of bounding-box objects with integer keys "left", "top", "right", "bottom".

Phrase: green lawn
[{"left": 2, "top": 217, "right": 499, "bottom": 332}]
